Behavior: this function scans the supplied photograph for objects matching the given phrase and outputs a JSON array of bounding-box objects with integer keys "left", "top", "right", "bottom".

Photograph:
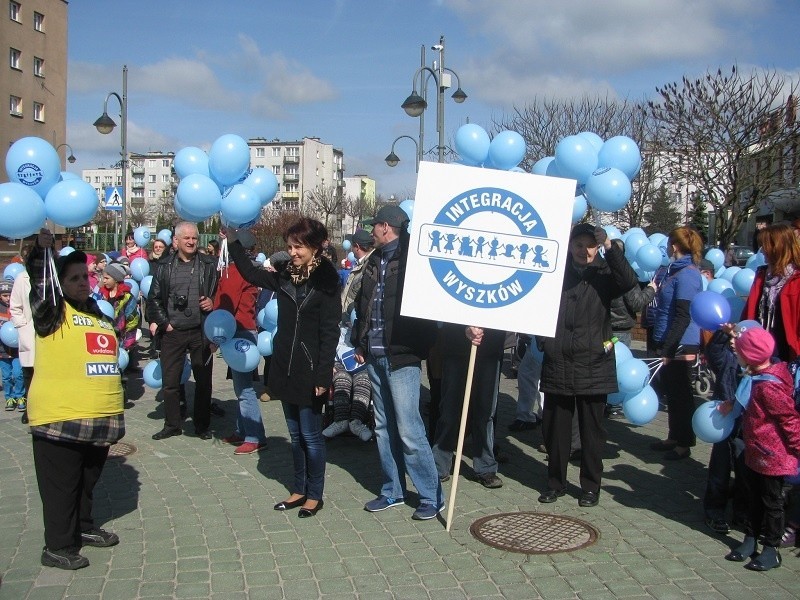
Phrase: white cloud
[{"left": 135, "top": 59, "right": 238, "bottom": 111}]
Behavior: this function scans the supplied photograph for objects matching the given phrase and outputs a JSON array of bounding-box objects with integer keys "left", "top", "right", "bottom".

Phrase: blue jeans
[
  {"left": 281, "top": 402, "right": 326, "bottom": 501},
  {"left": 516, "top": 348, "right": 542, "bottom": 422},
  {"left": 367, "top": 356, "right": 442, "bottom": 506},
  {"left": 0, "top": 357, "right": 24, "bottom": 399},
  {"left": 231, "top": 368, "right": 267, "bottom": 444}
]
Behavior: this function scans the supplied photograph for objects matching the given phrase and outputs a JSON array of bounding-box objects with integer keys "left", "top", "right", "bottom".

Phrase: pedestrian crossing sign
[{"left": 104, "top": 187, "right": 123, "bottom": 211}]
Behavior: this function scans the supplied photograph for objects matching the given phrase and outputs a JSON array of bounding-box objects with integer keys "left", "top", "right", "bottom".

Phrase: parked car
[{"left": 730, "top": 245, "right": 754, "bottom": 267}]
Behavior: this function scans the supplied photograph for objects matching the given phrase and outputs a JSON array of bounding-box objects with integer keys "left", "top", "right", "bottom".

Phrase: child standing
[
  {"left": 722, "top": 326, "right": 800, "bottom": 571},
  {"left": 99, "top": 263, "right": 140, "bottom": 352},
  {"left": 0, "top": 281, "right": 25, "bottom": 411}
]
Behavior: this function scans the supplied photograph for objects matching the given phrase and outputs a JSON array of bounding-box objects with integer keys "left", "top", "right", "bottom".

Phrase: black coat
[
  {"left": 146, "top": 252, "right": 219, "bottom": 332},
  {"left": 540, "top": 244, "right": 637, "bottom": 396},
  {"left": 228, "top": 241, "right": 341, "bottom": 406},
  {"left": 351, "top": 235, "right": 438, "bottom": 369}
]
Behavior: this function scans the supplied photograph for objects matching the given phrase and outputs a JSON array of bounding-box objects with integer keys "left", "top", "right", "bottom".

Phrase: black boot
[
  {"left": 725, "top": 536, "right": 757, "bottom": 562},
  {"left": 745, "top": 545, "right": 781, "bottom": 571}
]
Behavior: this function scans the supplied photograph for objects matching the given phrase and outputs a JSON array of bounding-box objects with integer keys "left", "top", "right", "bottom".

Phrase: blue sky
[{"left": 66, "top": 0, "right": 800, "bottom": 198}]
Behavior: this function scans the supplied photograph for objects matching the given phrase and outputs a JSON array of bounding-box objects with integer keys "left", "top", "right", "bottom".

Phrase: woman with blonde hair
[{"left": 650, "top": 226, "right": 704, "bottom": 460}]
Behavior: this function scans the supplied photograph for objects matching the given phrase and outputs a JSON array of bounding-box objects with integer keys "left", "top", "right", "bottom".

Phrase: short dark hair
[{"left": 284, "top": 217, "right": 328, "bottom": 252}]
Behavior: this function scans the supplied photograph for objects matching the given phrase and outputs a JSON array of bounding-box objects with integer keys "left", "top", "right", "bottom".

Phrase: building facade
[
  {"left": 342, "top": 174, "right": 376, "bottom": 233},
  {"left": 1, "top": 0, "right": 69, "bottom": 179}
]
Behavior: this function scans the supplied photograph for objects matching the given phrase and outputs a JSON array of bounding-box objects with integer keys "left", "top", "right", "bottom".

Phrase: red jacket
[
  {"left": 120, "top": 245, "right": 149, "bottom": 262},
  {"left": 743, "top": 362, "right": 800, "bottom": 477},
  {"left": 741, "top": 266, "right": 800, "bottom": 361},
  {"left": 213, "top": 263, "right": 257, "bottom": 332}
]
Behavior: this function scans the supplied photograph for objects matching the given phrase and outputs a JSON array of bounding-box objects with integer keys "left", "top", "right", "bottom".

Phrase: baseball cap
[
  {"left": 699, "top": 259, "right": 714, "bottom": 272},
  {"left": 569, "top": 223, "right": 596, "bottom": 241},
  {"left": 363, "top": 205, "right": 409, "bottom": 228},
  {"left": 351, "top": 229, "right": 374, "bottom": 248}
]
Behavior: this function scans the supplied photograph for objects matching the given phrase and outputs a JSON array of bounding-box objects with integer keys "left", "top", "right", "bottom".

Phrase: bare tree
[
  {"left": 304, "top": 185, "right": 342, "bottom": 236},
  {"left": 647, "top": 66, "right": 799, "bottom": 245},
  {"left": 341, "top": 194, "right": 371, "bottom": 232}
]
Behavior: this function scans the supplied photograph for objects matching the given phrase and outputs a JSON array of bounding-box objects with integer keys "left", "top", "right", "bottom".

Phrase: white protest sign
[{"left": 401, "top": 162, "right": 576, "bottom": 337}]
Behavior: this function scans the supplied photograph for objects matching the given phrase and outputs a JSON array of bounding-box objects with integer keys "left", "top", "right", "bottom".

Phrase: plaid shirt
[{"left": 31, "top": 414, "right": 125, "bottom": 446}]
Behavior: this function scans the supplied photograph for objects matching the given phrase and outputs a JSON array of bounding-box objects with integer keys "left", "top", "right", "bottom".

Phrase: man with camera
[{"left": 147, "top": 222, "right": 219, "bottom": 440}]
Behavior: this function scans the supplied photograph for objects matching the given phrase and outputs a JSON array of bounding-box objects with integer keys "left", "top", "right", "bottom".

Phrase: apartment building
[{"left": 1, "top": 0, "right": 69, "bottom": 178}]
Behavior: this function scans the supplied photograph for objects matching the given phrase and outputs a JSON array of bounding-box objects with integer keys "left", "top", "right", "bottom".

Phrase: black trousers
[
  {"left": 32, "top": 436, "right": 109, "bottom": 551},
  {"left": 160, "top": 327, "right": 212, "bottom": 431},
  {"left": 542, "top": 393, "right": 606, "bottom": 493},
  {"left": 744, "top": 466, "right": 785, "bottom": 547},
  {"left": 661, "top": 360, "right": 696, "bottom": 447}
]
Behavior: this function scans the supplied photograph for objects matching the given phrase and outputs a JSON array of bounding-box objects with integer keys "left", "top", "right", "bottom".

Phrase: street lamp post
[
  {"left": 384, "top": 135, "right": 419, "bottom": 172},
  {"left": 387, "top": 36, "right": 466, "bottom": 171},
  {"left": 55, "top": 143, "right": 77, "bottom": 165},
  {"left": 94, "top": 65, "right": 128, "bottom": 250}
]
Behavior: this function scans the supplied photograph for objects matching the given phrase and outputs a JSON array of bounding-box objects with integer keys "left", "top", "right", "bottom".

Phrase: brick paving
[{"left": 1, "top": 340, "right": 798, "bottom": 599}]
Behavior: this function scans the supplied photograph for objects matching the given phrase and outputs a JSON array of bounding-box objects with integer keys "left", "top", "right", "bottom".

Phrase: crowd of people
[{"left": 2, "top": 214, "right": 799, "bottom": 574}]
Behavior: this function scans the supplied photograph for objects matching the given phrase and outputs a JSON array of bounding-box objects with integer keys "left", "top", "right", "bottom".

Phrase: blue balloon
[
  {"left": 624, "top": 232, "right": 648, "bottom": 262},
  {"left": 208, "top": 134, "right": 250, "bottom": 186},
  {"left": 648, "top": 233, "right": 667, "bottom": 246},
  {"left": 572, "top": 194, "right": 587, "bottom": 223},
  {"left": 3, "top": 263, "right": 25, "bottom": 281},
  {"left": 720, "top": 266, "right": 741, "bottom": 282},
  {"left": 43, "top": 179, "right": 99, "bottom": 228},
  {"left": 96, "top": 299, "right": 114, "bottom": 319},
  {"left": 555, "top": 135, "right": 599, "bottom": 184},
  {"left": 133, "top": 226, "right": 151, "bottom": 248},
  {"left": 531, "top": 156, "right": 554, "bottom": 176},
  {"left": 342, "top": 239, "right": 352, "bottom": 252},
  {"left": 0, "top": 321, "right": 19, "bottom": 347},
  {"left": 204, "top": 309, "right": 236, "bottom": 345},
  {"left": 732, "top": 268, "right": 755, "bottom": 296},
  {"left": 5, "top": 137, "right": 61, "bottom": 199},
  {"left": 708, "top": 278, "right": 734, "bottom": 297},
  {"left": 243, "top": 167, "right": 279, "bottom": 207},
  {"left": 255, "top": 253, "right": 266, "bottom": 265},
  {"left": 727, "top": 296, "right": 745, "bottom": 321},
  {"left": 173, "top": 146, "right": 210, "bottom": 179},
  {"left": 613, "top": 342, "right": 633, "bottom": 366},
  {"left": 257, "top": 330, "right": 274, "bottom": 356},
  {"left": 262, "top": 299, "right": 278, "bottom": 329},
  {"left": 715, "top": 265, "right": 726, "bottom": 279},
  {"left": 454, "top": 124, "right": 490, "bottom": 166},
  {"left": 607, "top": 391, "right": 627, "bottom": 406},
  {"left": 735, "top": 319, "right": 763, "bottom": 334},
  {"left": 636, "top": 244, "right": 663, "bottom": 271},
  {"left": 488, "top": 130, "right": 526, "bottom": 171},
  {"left": 0, "top": 182, "right": 47, "bottom": 238},
  {"left": 221, "top": 337, "right": 261, "bottom": 372},
  {"left": 59, "top": 171, "right": 80, "bottom": 181},
  {"left": 143, "top": 359, "right": 162, "bottom": 389},
  {"left": 221, "top": 184, "right": 262, "bottom": 228},
  {"left": 598, "top": 136, "right": 641, "bottom": 181},
  {"left": 399, "top": 199, "right": 414, "bottom": 221},
  {"left": 545, "top": 158, "right": 563, "bottom": 178},
  {"left": 704, "top": 248, "right": 724, "bottom": 271},
  {"left": 175, "top": 174, "right": 222, "bottom": 220},
  {"left": 603, "top": 225, "right": 622, "bottom": 240},
  {"left": 690, "top": 291, "right": 731, "bottom": 331},
  {"left": 118, "top": 348, "right": 129, "bottom": 372},
  {"left": 692, "top": 400, "right": 735, "bottom": 443},
  {"left": 577, "top": 131, "right": 604, "bottom": 152},
  {"left": 617, "top": 358, "right": 650, "bottom": 394},
  {"left": 123, "top": 278, "right": 139, "bottom": 300},
  {"left": 347, "top": 251, "right": 356, "bottom": 263},
  {"left": 139, "top": 275, "right": 153, "bottom": 299},
  {"left": 129, "top": 257, "right": 150, "bottom": 282},
  {"left": 622, "top": 385, "right": 658, "bottom": 425},
  {"left": 59, "top": 246, "right": 75, "bottom": 256},
  {"left": 157, "top": 229, "right": 173, "bottom": 246},
  {"left": 746, "top": 251, "right": 766, "bottom": 269},
  {"left": 584, "top": 167, "right": 632, "bottom": 212}
]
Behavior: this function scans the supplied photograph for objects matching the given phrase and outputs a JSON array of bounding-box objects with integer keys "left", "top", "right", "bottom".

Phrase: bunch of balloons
[
  {"left": 204, "top": 307, "right": 276, "bottom": 372},
  {"left": 611, "top": 344, "right": 659, "bottom": 425},
  {"left": 2, "top": 137, "right": 99, "bottom": 239},
  {"left": 173, "top": 134, "right": 279, "bottom": 228}
]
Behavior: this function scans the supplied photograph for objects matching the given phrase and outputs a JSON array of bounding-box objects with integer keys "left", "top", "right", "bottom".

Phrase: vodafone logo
[{"left": 85, "top": 332, "right": 117, "bottom": 355}]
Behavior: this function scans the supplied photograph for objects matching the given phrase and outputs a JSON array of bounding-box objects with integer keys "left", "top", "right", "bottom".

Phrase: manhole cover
[
  {"left": 470, "top": 512, "right": 599, "bottom": 554},
  {"left": 107, "top": 442, "right": 136, "bottom": 459}
]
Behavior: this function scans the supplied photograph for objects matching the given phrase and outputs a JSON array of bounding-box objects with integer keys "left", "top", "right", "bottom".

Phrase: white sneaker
[
  {"left": 322, "top": 420, "right": 349, "bottom": 438},
  {"left": 349, "top": 420, "right": 372, "bottom": 442}
]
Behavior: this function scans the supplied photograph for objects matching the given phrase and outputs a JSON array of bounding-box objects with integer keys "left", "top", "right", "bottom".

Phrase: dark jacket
[
  {"left": 540, "top": 244, "right": 637, "bottom": 396},
  {"left": 228, "top": 240, "right": 341, "bottom": 406},
  {"left": 610, "top": 283, "right": 656, "bottom": 332},
  {"left": 351, "top": 233, "right": 437, "bottom": 369},
  {"left": 146, "top": 251, "right": 219, "bottom": 332},
  {"left": 439, "top": 323, "right": 506, "bottom": 360}
]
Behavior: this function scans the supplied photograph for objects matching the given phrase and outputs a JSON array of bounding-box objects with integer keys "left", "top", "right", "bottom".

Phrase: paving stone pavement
[{"left": 1, "top": 342, "right": 798, "bottom": 599}]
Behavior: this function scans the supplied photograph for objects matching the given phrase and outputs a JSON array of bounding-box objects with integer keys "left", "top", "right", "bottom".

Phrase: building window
[
  {"left": 162, "top": 159, "right": 170, "bottom": 167},
  {"left": 33, "top": 56, "right": 43, "bottom": 77},
  {"left": 161, "top": 174, "right": 170, "bottom": 183},
  {"left": 33, "top": 101, "right": 44, "bottom": 122},
  {"left": 287, "top": 147, "right": 299, "bottom": 157},
  {"left": 33, "top": 11, "right": 44, "bottom": 32},
  {"left": 256, "top": 148, "right": 265, "bottom": 157},
  {"left": 9, "top": 2, "right": 20, "bottom": 22},
  {"left": 148, "top": 174, "right": 156, "bottom": 183},
  {"left": 148, "top": 190, "right": 156, "bottom": 199},
  {"left": 285, "top": 183, "right": 298, "bottom": 193},
  {"left": 272, "top": 147, "right": 281, "bottom": 157},
  {"left": 9, "top": 95, "right": 21, "bottom": 116},
  {"left": 272, "top": 165, "right": 280, "bottom": 175},
  {"left": 148, "top": 160, "right": 156, "bottom": 168},
  {"left": 94, "top": 176, "right": 100, "bottom": 183},
  {"left": 10, "top": 47, "right": 21, "bottom": 70}
]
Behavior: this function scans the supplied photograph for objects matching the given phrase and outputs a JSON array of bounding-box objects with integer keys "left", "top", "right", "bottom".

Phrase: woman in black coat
[
  {"left": 538, "top": 224, "right": 637, "bottom": 508},
  {"left": 226, "top": 219, "right": 341, "bottom": 518}
]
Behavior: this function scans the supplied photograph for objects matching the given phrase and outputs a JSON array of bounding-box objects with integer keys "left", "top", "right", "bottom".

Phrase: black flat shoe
[
  {"left": 195, "top": 430, "right": 213, "bottom": 440},
  {"left": 152, "top": 427, "right": 182, "bottom": 440},
  {"left": 663, "top": 448, "right": 690, "bottom": 461},
  {"left": 274, "top": 497, "right": 306, "bottom": 511},
  {"left": 538, "top": 489, "right": 565, "bottom": 503},
  {"left": 298, "top": 500, "right": 324, "bottom": 518},
  {"left": 579, "top": 490, "right": 600, "bottom": 507},
  {"left": 650, "top": 440, "right": 677, "bottom": 451}
]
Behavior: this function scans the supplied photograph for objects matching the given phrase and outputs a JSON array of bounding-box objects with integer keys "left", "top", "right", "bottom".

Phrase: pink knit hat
[{"left": 735, "top": 327, "right": 775, "bottom": 366}]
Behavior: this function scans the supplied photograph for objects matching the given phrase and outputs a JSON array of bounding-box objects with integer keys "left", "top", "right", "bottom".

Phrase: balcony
[
  {"left": 283, "top": 155, "right": 299, "bottom": 164},
  {"left": 282, "top": 191, "right": 300, "bottom": 200},
  {"left": 131, "top": 179, "right": 144, "bottom": 189},
  {"left": 131, "top": 165, "right": 144, "bottom": 175},
  {"left": 283, "top": 173, "right": 299, "bottom": 183}
]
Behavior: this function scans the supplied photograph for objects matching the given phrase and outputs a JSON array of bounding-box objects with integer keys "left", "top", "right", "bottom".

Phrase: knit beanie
[
  {"left": 104, "top": 263, "right": 127, "bottom": 283},
  {"left": 0, "top": 281, "right": 12, "bottom": 294},
  {"left": 735, "top": 327, "right": 775, "bottom": 366}
]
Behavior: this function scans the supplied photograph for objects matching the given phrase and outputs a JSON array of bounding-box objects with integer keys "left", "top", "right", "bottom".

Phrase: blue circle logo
[{"left": 17, "top": 163, "right": 43, "bottom": 186}]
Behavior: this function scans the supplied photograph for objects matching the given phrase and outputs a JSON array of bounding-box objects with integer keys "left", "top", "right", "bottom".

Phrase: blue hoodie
[{"left": 653, "top": 255, "right": 702, "bottom": 349}]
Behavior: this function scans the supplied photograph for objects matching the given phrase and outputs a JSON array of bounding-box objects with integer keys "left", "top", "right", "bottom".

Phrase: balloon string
[
  {"left": 648, "top": 361, "right": 664, "bottom": 383},
  {"left": 218, "top": 238, "right": 229, "bottom": 277},
  {"left": 44, "top": 248, "right": 63, "bottom": 304}
]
